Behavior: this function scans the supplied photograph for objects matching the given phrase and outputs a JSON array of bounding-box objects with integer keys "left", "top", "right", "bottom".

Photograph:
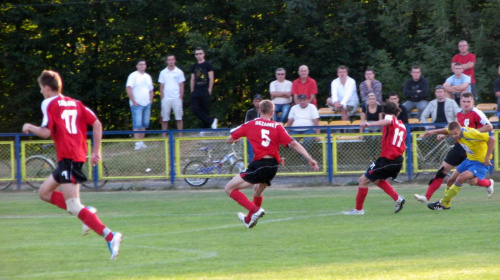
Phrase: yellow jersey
[{"left": 446, "top": 127, "right": 491, "bottom": 163}]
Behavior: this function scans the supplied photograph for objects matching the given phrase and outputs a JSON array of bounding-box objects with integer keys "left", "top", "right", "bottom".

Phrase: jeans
[
  {"left": 130, "top": 103, "right": 151, "bottom": 129},
  {"left": 273, "top": 103, "right": 291, "bottom": 123}
]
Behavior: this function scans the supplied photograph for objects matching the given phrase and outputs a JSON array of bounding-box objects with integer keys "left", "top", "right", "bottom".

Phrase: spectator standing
[
  {"left": 444, "top": 63, "right": 471, "bottom": 105},
  {"left": 158, "top": 54, "right": 185, "bottom": 137},
  {"left": 270, "top": 68, "right": 293, "bottom": 123},
  {"left": 420, "top": 85, "right": 461, "bottom": 126},
  {"left": 327, "top": 66, "right": 360, "bottom": 121},
  {"left": 359, "top": 69, "right": 383, "bottom": 106},
  {"left": 287, "top": 94, "right": 321, "bottom": 147},
  {"left": 190, "top": 47, "right": 217, "bottom": 129},
  {"left": 126, "top": 59, "right": 154, "bottom": 151},
  {"left": 291, "top": 65, "right": 318, "bottom": 107},
  {"left": 494, "top": 65, "right": 500, "bottom": 117},
  {"left": 402, "top": 65, "right": 429, "bottom": 119},
  {"left": 387, "top": 92, "right": 408, "bottom": 124},
  {"left": 451, "top": 40, "right": 477, "bottom": 99},
  {"left": 245, "top": 94, "right": 263, "bottom": 122}
]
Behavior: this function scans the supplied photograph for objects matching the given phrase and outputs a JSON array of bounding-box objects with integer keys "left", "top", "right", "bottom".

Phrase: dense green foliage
[{"left": 1, "top": 0, "right": 499, "bottom": 132}]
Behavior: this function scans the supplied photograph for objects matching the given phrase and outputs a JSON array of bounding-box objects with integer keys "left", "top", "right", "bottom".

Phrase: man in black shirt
[
  {"left": 387, "top": 92, "right": 408, "bottom": 124},
  {"left": 402, "top": 65, "right": 429, "bottom": 119},
  {"left": 245, "top": 94, "right": 263, "bottom": 122},
  {"left": 190, "top": 47, "right": 217, "bottom": 129}
]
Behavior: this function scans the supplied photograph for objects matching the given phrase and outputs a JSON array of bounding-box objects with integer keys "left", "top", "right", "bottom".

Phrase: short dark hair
[
  {"left": 461, "top": 92, "right": 473, "bottom": 99},
  {"left": 388, "top": 91, "right": 399, "bottom": 97},
  {"left": 453, "top": 62, "right": 463, "bottom": 67},
  {"left": 195, "top": 47, "right": 204, "bottom": 53},
  {"left": 448, "top": 121, "right": 461, "bottom": 131},
  {"left": 136, "top": 58, "right": 146, "bottom": 65},
  {"left": 383, "top": 101, "right": 401, "bottom": 116},
  {"left": 38, "top": 70, "right": 63, "bottom": 92},
  {"left": 411, "top": 65, "right": 421, "bottom": 71},
  {"left": 337, "top": 65, "right": 348, "bottom": 72},
  {"left": 365, "top": 68, "right": 375, "bottom": 74}
]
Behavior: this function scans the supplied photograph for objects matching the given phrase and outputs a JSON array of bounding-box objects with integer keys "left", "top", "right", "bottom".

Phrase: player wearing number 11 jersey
[
  {"left": 22, "top": 70, "right": 122, "bottom": 260},
  {"left": 344, "top": 102, "right": 407, "bottom": 215},
  {"left": 225, "top": 100, "right": 319, "bottom": 229}
]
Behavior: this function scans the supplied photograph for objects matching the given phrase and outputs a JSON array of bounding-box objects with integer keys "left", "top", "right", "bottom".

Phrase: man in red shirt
[
  {"left": 292, "top": 65, "right": 318, "bottom": 107},
  {"left": 225, "top": 100, "right": 319, "bottom": 229},
  {"left": 22, "top": 70, "right": 122, "bottom": 260},
  {"left": 343, "top": 102, "right": 407, "bottom": 215},
  {"left": 451, "top": 40, "right": 477, "bottom": 99},
  {"left": 414, "top": 92, "right": 494, "bottom": 203}
]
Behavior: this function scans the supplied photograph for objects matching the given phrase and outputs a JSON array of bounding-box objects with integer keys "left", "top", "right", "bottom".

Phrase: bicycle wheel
[
  {"left": 183, "top": 161, "right": 210, "bottom": 187},
  {"left": 0, "top": 161, "right": 13, "bottom": 190},
  {"left": 81, "top": 163, "right": 109, "bottom": 189},
  {"left": 25, "top": 155, "right": 56, "bottom": 189}
]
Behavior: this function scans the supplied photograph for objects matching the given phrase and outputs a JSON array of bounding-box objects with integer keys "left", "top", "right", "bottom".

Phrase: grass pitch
[{"left": 1, "top": 185, "right": 499, "bottom": 279}]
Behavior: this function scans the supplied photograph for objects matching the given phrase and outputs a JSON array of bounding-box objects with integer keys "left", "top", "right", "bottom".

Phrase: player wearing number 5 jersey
[
  {"left": 22, "top": 70, "right": 122, "bottom": 260},
  {"left": 344, "top": 102, "right": 407, "bottom": 215},
  {"left": 225, "top": 100, "right": 319, "bottom": 229}
]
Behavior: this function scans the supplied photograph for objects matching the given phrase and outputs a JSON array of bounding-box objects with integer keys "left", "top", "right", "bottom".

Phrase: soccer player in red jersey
[
  {"left": 414, "top": 92, "right": 493, "bottom": 204},
  {"left": 344, "top": 102, "right": 406, "bottom": 215},
  {"left": 225, "top": 100, "right": 319, "bottom": 229},
  {"left": 22, "top": 70, "right": 122, "bottom": 260}
]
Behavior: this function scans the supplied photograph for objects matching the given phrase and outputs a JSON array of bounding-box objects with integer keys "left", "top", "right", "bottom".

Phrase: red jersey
[
  {"left": 292, "top": 77, "right": 318, "bottom": 107},
  {"left": 41, "top": 94, "right": 98, "bottom": 162},
  {"left": 456, "top": 108, "right": 489, "bottom": 129},
  {"left": 230, "top": 118, "right": 293, "bottom": 162},
  {"left": 380, "top": 115, "right": 406, "bottom": 160},
  {"left": 452, "top": 53, "right": 476, "bottom": 83}
]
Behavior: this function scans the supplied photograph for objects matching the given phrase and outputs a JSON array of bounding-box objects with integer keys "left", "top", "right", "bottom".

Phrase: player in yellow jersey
[{"left": 423, "top": 121, "right": 494, "bottom": 210}]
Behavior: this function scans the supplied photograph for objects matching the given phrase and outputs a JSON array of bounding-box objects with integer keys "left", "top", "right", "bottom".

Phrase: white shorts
[{"left": 161, "top": 98, "right": 183, "bottom": 121}]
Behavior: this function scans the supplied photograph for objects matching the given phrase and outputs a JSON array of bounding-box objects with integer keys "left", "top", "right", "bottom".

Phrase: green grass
[{"left": 1, "top": 185, "right": 499, "bottom": 279}]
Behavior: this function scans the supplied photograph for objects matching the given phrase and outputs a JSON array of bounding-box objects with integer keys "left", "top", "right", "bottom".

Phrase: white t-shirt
[
  {"left": 269, "top": 80, "right": 293, "bottom": 105},
  {"left": 158, "top": 66, "right": 185, "bottom": 100},
  {"left": 331, "top": 76, "right": 359, "bottom": 107},
  {"left": 126, "top": 71, "right": 154, "bottom": 106},
  {"left": 288, "top": 103, "right": 319, "bottom": 131}
]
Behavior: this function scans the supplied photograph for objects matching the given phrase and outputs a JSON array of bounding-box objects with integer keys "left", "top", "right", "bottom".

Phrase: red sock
[
  {"left": 49, "top": 191, "right": 67, "bottom": 210},
  {"left": 246, "top": 196, "right": 263, "bottom": 223},
  {"left": 230, "top": 190, "right": 259, "bottom": 213},
  {"left": 77, "top": 207, "right": 106, "bottom": 237},
  {"left": 355, "top": 187, "right": 368, "bottom": 210},
  {"left": 376, "top": 180, "right": 399, "bottom": 201},
  {"left": 425, "top": 177, "right": 444, "bottom": 200},
  {"left": 476, "top": 178, "right": 491, "bottom": 187}
]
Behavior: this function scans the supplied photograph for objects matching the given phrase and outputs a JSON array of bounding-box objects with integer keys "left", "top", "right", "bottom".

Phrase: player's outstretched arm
[
  {"left": 289, "top": 141, "right": 319, "bottom": 171},
  {"left": 22, "top": 123, "right": 51, "bottom": 139},
  {"left": 423, "top": 128, "right": 448, "bottom": 138},
  {"left": 90, "top": 119, "right": 102, "bottom": 166}
]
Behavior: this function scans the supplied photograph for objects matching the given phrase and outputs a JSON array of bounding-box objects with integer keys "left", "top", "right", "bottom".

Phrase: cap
[
  {"left": 298, "top": 94, "right": 307, "bottom": 99},
  {"left": 253, "top": 94, "right": 263, "bottom": 101}
]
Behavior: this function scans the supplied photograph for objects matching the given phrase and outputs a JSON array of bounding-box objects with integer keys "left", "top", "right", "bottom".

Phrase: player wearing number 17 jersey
[
  {"left": 344, "top": 102, "right": 406, "bottom": 215},
  {"left": 22, "top": 70, "right": 122, "bottom": 260},
  {"left": 225, "top": 100, "right": 319, "bottom": 229}
]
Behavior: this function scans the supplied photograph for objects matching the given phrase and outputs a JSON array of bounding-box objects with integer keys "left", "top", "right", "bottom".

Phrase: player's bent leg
[
  {"left": 224, "top": 175, "right": 253, "bottom": 195},
  {"left": 38, "top": 174, "right": 61, "bottom": 202}
]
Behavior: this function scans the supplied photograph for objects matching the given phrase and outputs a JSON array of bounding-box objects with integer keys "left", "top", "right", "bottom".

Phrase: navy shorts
[
  {"left": 52, "top": 159, "right": 87, "bottom": 184},
  {"left": 365, "top": 156, "right": 403, "bottom": 182},
  {"left": 444, "top": 143, "right": 467, "bottom": 167},
  {"left": 240, "top": 158, "right": 279, "bottom": 186}
]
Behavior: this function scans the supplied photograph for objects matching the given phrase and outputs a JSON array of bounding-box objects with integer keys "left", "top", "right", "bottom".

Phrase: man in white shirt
[
  {"left": 444, "top": 63, "right": 471, "bottom": 104},
  {"left": 126, "top": 59, "right": 154, "bottom": 150},
  {"left": 287, "top": 94, "right": 320, "bottom": 148},
  {"left": 269, "top": 68, "right": 293, "bottom": 123},
  {"left": 158, "top": 55, "right": 185, "bottom": 137},
  {"left": 327, "top": 66, "right": 360, "bottom": 121}
]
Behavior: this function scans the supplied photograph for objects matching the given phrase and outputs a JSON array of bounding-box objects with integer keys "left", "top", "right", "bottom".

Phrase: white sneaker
[
  {"left": 414, "top": 194, "right": 428, "bottom": 204},
  {"left": 134, "top": 142, "right": 141, "bottom": 150},
  {"left": 342, "top": 209, "right": 364, "bottom": 215},
  {"left": 487, "top": 179, "right": 494, "bottom": 198},
  {"left": 394, "top": 195, "right": 405, "bottom": 213},
  {"left": 211, "top": 118, "right": 218, "bottom": 129},
  {"left": 82, "top": 206, "right": 97, "bottom": 236},
  {"left": 140, "top": 141, "right": 148, "bottom": 149},
  {"left": 108, "top": 232, "right": 123, "bottom": 260},
  {"left": 247, "top": 208, "right": 265, "bottom": 229}
]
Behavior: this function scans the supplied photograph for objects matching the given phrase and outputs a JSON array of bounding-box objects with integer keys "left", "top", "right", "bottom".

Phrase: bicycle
[
  {"left": 183, "top": 144, "right": 245, "bottom": 187},
  {"left": 22, "top": 144, "right": 109, "bottom": 189},
  {"left": 0, "top": 160, "right": 14, "bottom": 190}
]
